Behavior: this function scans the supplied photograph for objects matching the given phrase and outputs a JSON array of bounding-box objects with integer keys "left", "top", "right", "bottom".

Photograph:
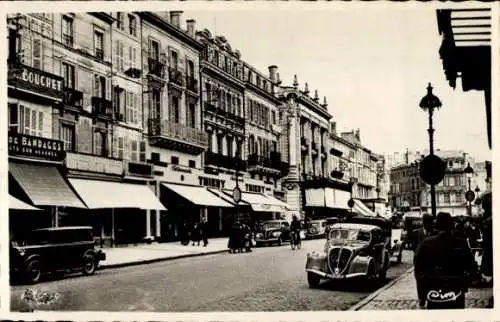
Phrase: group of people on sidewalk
[
  {"left": 411, "top": 193, "right": 493, "bottom": 309},
  {"left": 180, "top": 219, "right": 210, "bottom": 247},
  {"left": 227, "top": 221, "right": 254, "bottom": 253}
]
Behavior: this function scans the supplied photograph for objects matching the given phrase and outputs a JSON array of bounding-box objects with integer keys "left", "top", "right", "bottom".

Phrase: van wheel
[
  {"left": 82, "top": 254, "right": 96, "bottom": 275},
  {"left": 307, "top": 272, "right": 320, "bottom": 288},
  {"left": 25, "top": 259, "right": 42, "bottom": 284}
]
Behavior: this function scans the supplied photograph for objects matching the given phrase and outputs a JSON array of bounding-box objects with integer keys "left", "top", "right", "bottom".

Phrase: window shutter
[
  {"left": 32, "top": 38, "right": 42, "bottom": 69},
  {"left": 38, "top": 111, "right": 44, "bottom": 137},
  {"left": 139, "top": 141, "right": 146, "bottom": 162}
]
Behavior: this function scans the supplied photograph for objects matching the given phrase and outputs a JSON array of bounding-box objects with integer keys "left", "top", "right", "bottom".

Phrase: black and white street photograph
[{"left": 5, "top": 3, "right": 493, "bottom": 314}]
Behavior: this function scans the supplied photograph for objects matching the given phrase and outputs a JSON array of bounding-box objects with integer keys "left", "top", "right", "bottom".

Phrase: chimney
[
  {"left": 313, "top": 90, "right": 319, "bottom": 102},
  {"left": 355, "top": 128, "right": 360, "bottom": 141},
  {"left": 268, "top": 65, "right": 278, "bottom": 83},
  {"left": 170, "top": 11, "right": 183, "bottom": 28},
  {"left": 186, "top": 19, "right": 196, "bottom": 37},
  {"left": 322, "top": 96, "right": 328, "bottom": 108},
  {"left": 293, "top": 74, "right": 299, "bottom": 88},
  {"left": 276, "top": 72, "right": 281, "bottom": 84},
  {"left": 330, "top": 121, "right": 337, "bottom": 135},
  {"left": 304, "top": 82, "right": 309, "bottom": 95}
]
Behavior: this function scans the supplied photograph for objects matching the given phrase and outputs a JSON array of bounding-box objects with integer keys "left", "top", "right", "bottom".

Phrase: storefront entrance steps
[{"left": 99, "top": 237, "right": 229, "bottom": 269}]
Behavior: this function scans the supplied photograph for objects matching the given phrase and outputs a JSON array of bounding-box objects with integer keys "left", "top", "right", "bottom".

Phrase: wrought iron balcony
[
  {"left": 91, "top": 96, "right": 113, "bottom": 119},
  {"left": 148, "top": 118, "right": 208, "bottom": 154},
  {"left": 330, "top": 170, "right": 345, "bottom": 180},
  {"left": 63, "top": 88, "right": 84, "bottom": 108},
  {"left": 168, "top": 67, "right": 184, "bottom": 87},
  {"left": 227, "top": 112, "right": 245, "bottom": 126},
  {"left": 148, "top": 58, "right": 165, "bottom": 78},
  {"left": 204, "top": 102, "right": 217, "bottom": 114},
  {"left": 247, "top": 152, "right": 288, "bottom": 177},
  {"left": 205, "top": 151, "right": 246, "bottom": 171},
  {"left": 185, "top": 75, "right": 199, "bottom": 93}
]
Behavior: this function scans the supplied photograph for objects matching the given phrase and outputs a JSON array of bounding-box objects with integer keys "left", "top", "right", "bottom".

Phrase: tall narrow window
[
  {"left": 94, "top": 75, "right": 106, "bottom": 98},
  {"left": 62, "top": 62, "right": 75, "bottom": 89},
  {"left": 130, "top": 140, "right": 138, "bottom": 161},
  {"left": 61, "top": 124, "right": 75, "bottom": 152},
  {"left": 8, "top": 28, "right": 18, "bottom": 63},
  {"left": 171, "top": 96, "right": 179, "bottom": 123},
  {"left": 150, "top": 90, "right": 161, "bottom": 120},
  {"left": 8, "top": 103, "right": 19, "bottom": 133},
  {"left": 187, "top": 102, "right": 196, "bottom": 128},
  {"left": 116, "top": 13, "right": 124, "bottom": 30},
  {"left": 128, "top": 46, "right": 137, "bottom": 69},
  {"left": 32, "top": 38, "right": 42, "bottom": 69},
  {"left": 217, "top": 135, "right": 223, "bottom": 155},
  {"left": 227, "top": 137, "right": 233, "bottom": 157},
  {"left": 117, "top": 137, "right": 124, "bottom": 159},
  {"left": 94, "top": 30, "right": 104, "bottom": 60},
  {"left": 94, "top": 131, "right": 105, "bottom": 156},
  {"left": 187, "top": 60, "right": 194, "bottom": 77},
  {"left": 170, "top": 50, "right": 178, "bottom": 69},
  {"left": 128, "top": 14, "right": 137, "bottom": 36},
  {"left": 139, "top": 141, "right": 146, "bottom": 162},
  {"left": 150, "top": 40, "right": 159, "bottom": 60},
  {"left": 205, "top": 83, "right": 212, "bottom": 102},
  {"left": 62, "top": 16, "right": 73, "bottom": 47}
]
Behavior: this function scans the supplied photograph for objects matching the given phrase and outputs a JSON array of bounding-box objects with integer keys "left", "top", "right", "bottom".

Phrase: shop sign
[
  {"left": 8, "top": 133, "right": 65, "bottom": 161},
  {"left": 8, "top": 64, "right": 64, "bottom": 100}
]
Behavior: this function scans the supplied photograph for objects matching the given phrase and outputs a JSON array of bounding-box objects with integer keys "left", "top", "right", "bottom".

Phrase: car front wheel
[
  {"left": 307, "top": 272, "right": 320, "bottom": 288},
  {"left": 82, "top": 254, "right": 97, "bottom": 275},
  {"left": 25, "top": 259, "right": 42, "bottom": 284}
]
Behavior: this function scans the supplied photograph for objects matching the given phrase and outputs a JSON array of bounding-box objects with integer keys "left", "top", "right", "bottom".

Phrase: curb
[
  {"left": 99, "top": 249, "right": 229, "bottom": 270},
  {"left": 348, "top": 266, "right": 415, "bottom": 311}
]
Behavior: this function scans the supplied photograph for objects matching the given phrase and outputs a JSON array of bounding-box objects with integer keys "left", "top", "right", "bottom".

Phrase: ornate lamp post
[
  {"left": 464, "top": 162, "right": 475, "bottom": 216},
  {"left": 419, "top": 83, "right": 443, "bottom": 217},
  {"left": 474, "top": 185, "right": 481, "bottom": 216}
]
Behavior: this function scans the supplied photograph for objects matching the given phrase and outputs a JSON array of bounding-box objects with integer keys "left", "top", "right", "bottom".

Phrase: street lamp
[
  {"left": 464, "top": 162, "right": 474, "bottom": 216},
  {"left": 474, "top": 186, "right": 481, "bottom": 216},
  {"left": 419, "top": 83, "right": 442, "bottom": 216}
]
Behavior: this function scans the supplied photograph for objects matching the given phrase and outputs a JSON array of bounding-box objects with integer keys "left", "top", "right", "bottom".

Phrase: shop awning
[
  {"left": 9, "top": 195, "right": 42, "bottom": 211},
  {"left": 335, "top": 190, "right": 351, "bottom": 210},
  {"left": 353, "top": 199, "right": 376, "bottom": 217},
  {"left": 265, "top": 195, "right": 291, "bottom": 211},
  {"left": 305, "top": 188, "right": 325, "bottom": 207},
  {"left": 222, "top": 190, "right": 287, "bottom": 212},
  {"left": 69, "top": 179, "right": 166, "bottom": 210},
  {"left": 9, "top": 162, "right": 86, "bottom": 208},
  {"left": 163, "top": 184, "right": 234, "bottom": 208}
]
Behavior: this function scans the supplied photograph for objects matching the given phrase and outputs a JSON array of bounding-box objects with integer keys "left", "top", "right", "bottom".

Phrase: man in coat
[
  {"left": 411, "top": 213, "right": 435, "bottom": 252},
  {"left": 414, "top": 212, "right": 479, "bottom": 309}
]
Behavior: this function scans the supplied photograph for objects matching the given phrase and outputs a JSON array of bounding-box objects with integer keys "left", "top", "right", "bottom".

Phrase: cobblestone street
[{"left": 11, "top": 240, "right": 413, "bottom": 312}]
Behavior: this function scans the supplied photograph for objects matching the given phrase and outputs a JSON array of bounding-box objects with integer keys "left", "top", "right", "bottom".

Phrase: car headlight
[
  {"left": 272, "top": 231, "right": 281, "bottom": 237},
  {"left": 256, "top": 233, "right": 263, "bottom": 238},
  {"left": 17, "top": 248, "right": 26, "bottom": 256}
]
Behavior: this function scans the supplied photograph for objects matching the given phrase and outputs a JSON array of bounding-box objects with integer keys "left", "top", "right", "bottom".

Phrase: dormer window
[
  {"left": 256, "top": 76, "right": 261, "bottom": 87},
  {"left": 263, "top": 80, "right": 267, "bottom": 90}
]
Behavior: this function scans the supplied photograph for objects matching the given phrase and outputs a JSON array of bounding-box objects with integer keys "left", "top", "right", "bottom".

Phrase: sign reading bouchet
[
  {"left": 8, "top": 133, "right": 66, "bottom": 162},
  {"left": 8, "top": 64, "right": 64, "bottom": 100}
]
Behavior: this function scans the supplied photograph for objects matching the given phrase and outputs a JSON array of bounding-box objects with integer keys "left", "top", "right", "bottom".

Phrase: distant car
[
  {"left": 255, "top": 220, "right": 291, "bottom": 246},
  {"left": 10, "top": 226, "right": 106, "bottom": 284},
  {"left": 306, "top": 220, "right": 327, "bottom": 239},
  {"left": 324, "top": 217, "right": 340, "bottom": 237},
  {"left": 305, "top": 216, "right": 403, "bottom": 288}
]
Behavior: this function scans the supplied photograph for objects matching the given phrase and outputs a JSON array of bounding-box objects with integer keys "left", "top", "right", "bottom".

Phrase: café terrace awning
[
  {"left": 9, "top": 162, "right": 86, "bottom": 208},
  {"left": 69, "top": 179, "right": 166, "bottom": 210},
  {"left": 352, "top": 199, "right": 377, "bottom": 217},
  {"left": 162, "top": 184, "right": 234, "bottom": 208},
  {"left": 9, "top": 195, "right": 42, "bottom": 211}
]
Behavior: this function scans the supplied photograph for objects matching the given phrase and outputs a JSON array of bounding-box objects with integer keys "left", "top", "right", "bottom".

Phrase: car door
[{"left": 371, "top": 230, "right": 385, "bottom": 271}]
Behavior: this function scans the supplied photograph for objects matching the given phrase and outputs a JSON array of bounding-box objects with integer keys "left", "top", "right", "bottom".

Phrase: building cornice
[
  {"left": 201, "top": 61, "right": 245, "bottom": 91},
  {"left": 89, "top": 12, "right": 115, "bottom": 25},
  {"left": 138, "top": 12, "right": 204, "bottom": 51},
  {"left": 245, "top": 82, "right": 281, "bottom": 105}
]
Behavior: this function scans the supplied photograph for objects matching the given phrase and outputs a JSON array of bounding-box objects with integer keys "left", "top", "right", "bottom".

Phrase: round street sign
[
  {"left": 233, "top": 186, "right": 242, "bottom": 203},
  {"left": 419, "top": 154, "right": 446, "bottom": 186},
  {"left": 347, "top": 198, "right": 355, "bottom": 208},
  {"left": 465, "top": 190, "right": 475, "bottom": 202}
]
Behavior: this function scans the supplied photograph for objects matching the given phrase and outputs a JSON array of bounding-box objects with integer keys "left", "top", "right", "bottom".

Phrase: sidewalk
[
  {"left": 351, "top": 267, "right": 493, "bottom": 310},
  {"left": 99, "top": 237, "right": 229, "bottom": 269}
]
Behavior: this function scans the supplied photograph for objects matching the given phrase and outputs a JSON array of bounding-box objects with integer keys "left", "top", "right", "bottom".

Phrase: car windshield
[
  {"left": 261, "top": 222, "right": 281, "bottom": 230},
  {"left": 310, "top": 222, "right": 321, "bottom": 228},
  {"left": 329, "top": 229, "right": 371, "bottom": 242}
]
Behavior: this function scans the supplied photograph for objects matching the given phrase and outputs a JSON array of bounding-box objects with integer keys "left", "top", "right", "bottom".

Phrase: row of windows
[
  {"left": 204, "top": 82, "right": 243, "bottom": 117},
  {"left": 148, "top": 39, "right": 196, "bottom": 76},
  {"left": 114, "top": 40, "right": 139, "bottom": 73},
  {"left": 62, "top": 15, "right": 104, "bottom": 60},
  {"left": 208, "top": 47, "right": 242, "bottom": 79},
  {"left": 115, "top": 12, "right": 137, "bottom": 37},
  {"left": 248, "top": 99, "right": 276, "bottom": 128},
  {"left": 247, "top": 136, "right": 277, "bottom": 157},
  {"left": 8, "top": 104, "right": 44, "bottom": 138}
]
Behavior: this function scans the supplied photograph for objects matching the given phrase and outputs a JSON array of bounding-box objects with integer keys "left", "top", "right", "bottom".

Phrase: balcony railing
[
  {"left": 185, "top": 75, "right": 198, "bottom": 93},
  {"left": 168, "top": 68, "right": 184, "bottom": 87},
  {"left": 227, "top": 112, "right": 245, "bottom": 125},
  {"left": 148, "top": 58, "right": 165, "bottom": 78},
  {"left": 204, "top": 102, "right": 217, "bottom": 114},
  {"left": 205, "top": 151, "right": 246, "bottom": 171},
  {"left": 63, "top": 88, "right": 84, "bottom": 108},
  {"left": 91, "top": 96, "right": 113, "bottom": 118},
  {"left": 148, "top": 118, "right": 208, "bottom": 148},
  {"left": 247, "top": 152, "right": 289, "bottom": 176}
]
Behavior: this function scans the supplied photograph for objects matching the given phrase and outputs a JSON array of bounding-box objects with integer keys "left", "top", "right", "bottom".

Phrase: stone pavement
[
  {"left": 352, "top": 268, "right": 493, "bottom": 310},
  {"left": 99, "top": 237, "right": 229, "bottom": 269}
]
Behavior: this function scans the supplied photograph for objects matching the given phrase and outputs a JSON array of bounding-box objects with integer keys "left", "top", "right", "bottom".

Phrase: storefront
[
  {"left": 304, "top": 187, "right": 352, "bottom": 218},
  {"left": 8, "top": 133, "right": 87, "bottom": 236},
  {"left": 160, "top": 183, "right": 235, "bottom": 240}
]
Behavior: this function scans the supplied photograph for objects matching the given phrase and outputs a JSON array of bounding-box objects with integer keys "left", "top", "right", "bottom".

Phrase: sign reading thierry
[
  {"left": 8, "top": 64, "right": 64, "bottom": 100},
  {"left": 8, "top": 133, "right": 66, "bottom": 162}
]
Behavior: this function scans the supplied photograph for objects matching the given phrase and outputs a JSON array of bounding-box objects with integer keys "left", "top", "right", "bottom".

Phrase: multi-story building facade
[
  {"left": 389, "top": 150, "right": 484, "bottom": 216},
  {"left": 275, "top": 74, "right": 351, "bottom": 220}
]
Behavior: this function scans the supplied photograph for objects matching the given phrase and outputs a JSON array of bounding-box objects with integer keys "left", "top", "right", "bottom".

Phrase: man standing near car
[
  {"left": 414, "top": 212, "right": 479, "bottom": 309},
  {"left": 412, "top": 213, "right": 435, "bottom": 252}
]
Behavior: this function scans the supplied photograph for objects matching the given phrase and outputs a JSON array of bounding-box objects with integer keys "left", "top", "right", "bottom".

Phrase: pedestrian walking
[
  {"left": 191, "top": 222, "right": 201, "bottom": 246},
  {"left": 411, "top": 213, "right": 435, "bottom": 252},
  {"left": 414, "top": 212, "right": 479, "bottom": 309},
  {"left": 200, "top": 218, "right": 209, "bottom": 247}
]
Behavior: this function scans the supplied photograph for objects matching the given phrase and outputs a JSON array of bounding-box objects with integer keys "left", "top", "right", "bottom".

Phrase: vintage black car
[
  {"left": 306, "top": 219, "right": 327, "bottom": 239},
  {"left": 255, "top": 220, "right": 291, "bottom": 246},
  {"left": 305, "top": 216, "right": 403, "bottom": 288},
  {"left": 10, "top": 226, "right": 106, "bottom": 284}
]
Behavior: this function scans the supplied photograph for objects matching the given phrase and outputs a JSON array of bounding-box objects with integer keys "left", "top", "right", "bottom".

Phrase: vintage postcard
[{"left": 1, "top": 1, "right": 496, "bottom": 321}]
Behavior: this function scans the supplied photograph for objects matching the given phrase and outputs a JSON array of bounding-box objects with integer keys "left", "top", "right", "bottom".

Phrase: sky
[{"left": 184, "top": 7, "right": 491, "bottom": 162}]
